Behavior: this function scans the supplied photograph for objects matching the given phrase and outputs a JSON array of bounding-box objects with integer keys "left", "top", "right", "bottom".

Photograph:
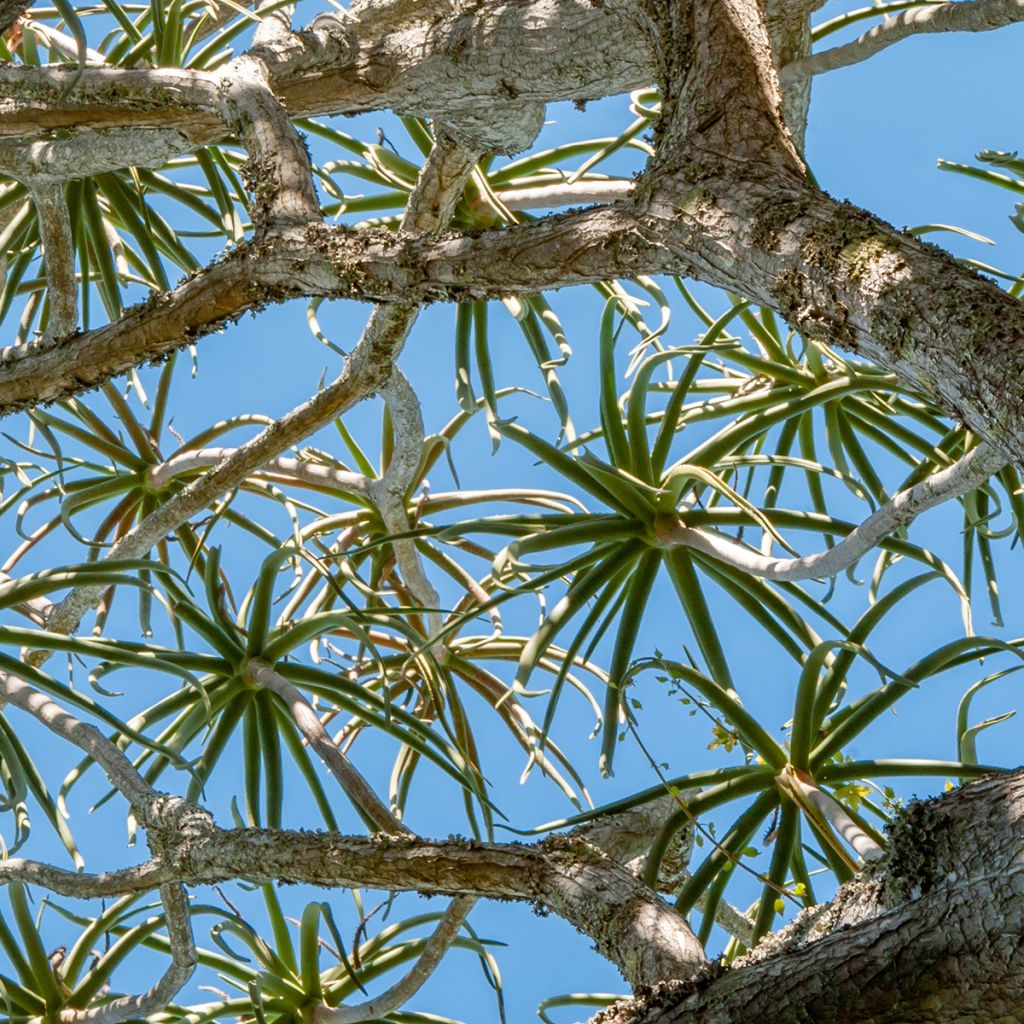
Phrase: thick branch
[
  {"left": 602, "top": 770, "right": 1024, "bottom": 1024},
  {"left": 171, "top": 829, "right": 706, "bottom": 988},
  {"left": 0, "top": 1, "right": 651, "bottom": 149}
]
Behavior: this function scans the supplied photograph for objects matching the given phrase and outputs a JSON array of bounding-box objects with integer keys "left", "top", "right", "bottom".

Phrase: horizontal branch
[
  {"left": 10, "top": 767, "right": 1024, "bottom": 1021},
  {"left": 0, "top": 0, "right": 652, "bottom": 152}
]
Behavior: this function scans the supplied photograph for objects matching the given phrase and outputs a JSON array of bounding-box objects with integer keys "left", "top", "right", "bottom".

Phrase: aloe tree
[{"left": 2, "top": 1, "right": 1024, "bottom": 1022}]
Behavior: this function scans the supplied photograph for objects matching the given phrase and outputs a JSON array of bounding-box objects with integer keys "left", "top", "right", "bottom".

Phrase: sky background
[{"left": 2, "top": 4, "right": 1024, "bottom": 1023}]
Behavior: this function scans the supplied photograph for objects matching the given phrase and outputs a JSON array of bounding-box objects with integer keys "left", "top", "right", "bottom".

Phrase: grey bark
[{"left": 2, "top": 1, "right": 1024, "bottom": 1021}]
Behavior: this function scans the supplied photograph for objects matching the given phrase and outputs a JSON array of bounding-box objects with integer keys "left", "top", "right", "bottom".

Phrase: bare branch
[
  {"left": 313, "top": 895, "right": 476, "bottom": 1024},
  {"left": 30, "top": 183, "right": 77, "bottom": 338},
  {"left": 0, "top": 668, "right": 214, "bottom": 835},
  {"left": 34, "top": 130, "right": 480, "bottom": 649},
  {"left": 0, "top": 857, "right": 166, "bottom": 897},
  {"left": 658, "top": 443, "right": 1007, "bottom": 582},
  {"left": 492, "top": 179, "right": 634, "bottom": 212},
  {"left": 59, "top": 884, "right": 197, "bottom": 1024},
  {"left": 0, "top": 668, "right": 158, "bottom": 811},
  {"left": 247, "top": 659, "right": 410, "bottom": 835},
  {"left": 168, "top": 829, "right": 707, "bottom": 987},
  {"left": 0, "top": 1, "right": 650, "bottom": 151},
  {"left": 146, "top": 447, "right": 371, "bottom": 494},
  {"left": 781, "top": 0, "right": 1024, "bottom": 86},
  {"left": 369, "top": 369, "right": 442, "bottom": 638},
  {"left": 216, "top": 55, "right": 320, "bottom": 230}
]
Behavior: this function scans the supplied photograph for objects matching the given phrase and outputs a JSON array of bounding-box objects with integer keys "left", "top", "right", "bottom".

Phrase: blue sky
[{"left": 2, "top": 5, "right": 1024, "bottom": 1023}]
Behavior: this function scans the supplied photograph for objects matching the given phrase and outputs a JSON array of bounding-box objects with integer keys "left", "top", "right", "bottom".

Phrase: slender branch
[
  {"left": 781, "top": 0, "right": 1024, "bottom": 86},
  {"left": 0, "top": 857, "right": 166, "bottom": 896},
  {"left": 0, "top": 669, "right": 157, "bottom": 811},
  {"left": 490, "top": 179, "right": 634, "bottom": 212},
  {"left": 59, "top": 883, "right": 197, "bottom": 1024},
  {"left": 369, "top": 369, "right": 442, "bottom": 638},
  {"left": 777, "top": 767, "right": 884, "bottom": 865},
  {"left": 658, "top": 443, "right": 1007, "bottom": 582},
  {"left": 30, "top": 183, "right": 77, "bottom": 338},
  {"left": 0, "top": 569, "right": 55, "bottom": 625},
  {"left": 33, "top": 131, "right": 480, "bottom": 650},
  {"left": 246, "top": 659, "right": 409, "bottom": 835},
  {"left": 313, "top": 895, "right": 476, "bottom": 1024},
  {"left": 0, "top": 668, "right": 214, "bottom": 834},
  {"left": 146, "top": 448, "right": 371, "bottom": 494}
]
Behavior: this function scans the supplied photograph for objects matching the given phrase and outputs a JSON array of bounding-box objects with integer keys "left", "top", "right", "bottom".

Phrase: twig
[
  {"left": 313, "top": 896, "right": 475, "bottom": 1024},
  {"left": 59, "top": 883, "right": 197, "bottom": 1024}
]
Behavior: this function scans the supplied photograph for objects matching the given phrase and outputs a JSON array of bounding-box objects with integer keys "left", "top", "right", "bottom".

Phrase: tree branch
[
  {"left": 33, "top": 129, "right": 481, "bottom": 647},
  {"left": 59, "top": 883, "right": 197, "bottom": 1024},
  {"left": 658, "top": 442, "right": 1007, "bottom": 582},
  {"left": 30, "top": 183, "right": 77, "bottom": 338},
  {"left": 0, "top": 667, "right": 214, "bottom": 834},
  {"left": 369, "top": 369, "right": 442, "bottom": 640},
  {"left": 782, "top": 0, "right": 1024, "bottom": 87},
  {"left": 313, "top": 895, "right": 476, "bottom": 1024},
  {"left": 599, "top": 770, "right": 1024, "bottom": 1024},
  {"left": 246, "top": 659, "right": 409, "bottom": 835}
]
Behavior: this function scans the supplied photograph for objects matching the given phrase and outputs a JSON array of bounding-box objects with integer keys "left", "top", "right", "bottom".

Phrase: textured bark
[
  {"left": 2, "top": 0, "right": 1024, "bottom": 475},
  {"left": 600, "top": 770, "right": 1024, "bottom": 1024},
  {"left": 4, "top": 2, "right": 1024, "bottom": 1019},
  {"left": 8, "top": 768, "right": 1024, "bottom": 1023},
  {"left": 0, "top": 1, "right": 651, "bottom": 149}
]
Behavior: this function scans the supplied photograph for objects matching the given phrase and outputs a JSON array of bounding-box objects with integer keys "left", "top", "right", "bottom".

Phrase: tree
[{"left": 2, "top": 0, "right": 1024, "bottom": 1020}]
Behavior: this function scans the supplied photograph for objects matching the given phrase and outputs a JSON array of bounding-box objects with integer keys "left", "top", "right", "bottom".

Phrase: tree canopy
[{"left": 2, "top": 1, "right": 1024, "bottom": 1022}]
